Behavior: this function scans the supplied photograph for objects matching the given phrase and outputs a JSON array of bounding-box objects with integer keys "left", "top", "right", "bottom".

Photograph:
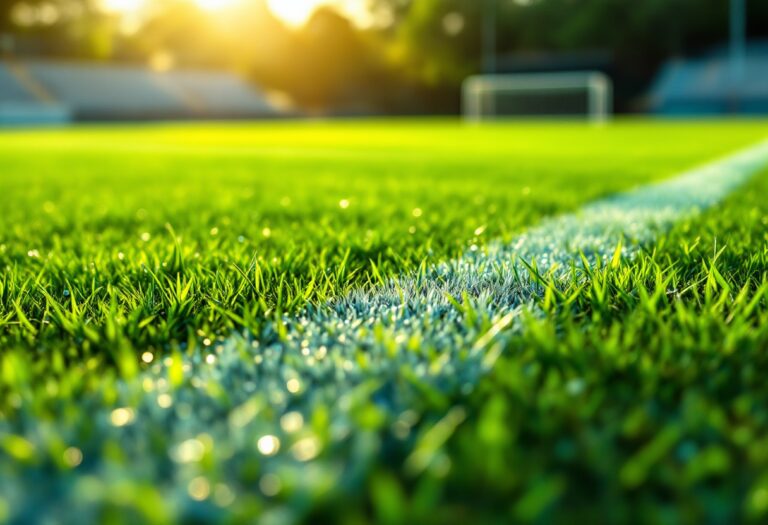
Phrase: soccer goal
[{"left": 462, "top": 71, "right": 613, "bottom": 122}]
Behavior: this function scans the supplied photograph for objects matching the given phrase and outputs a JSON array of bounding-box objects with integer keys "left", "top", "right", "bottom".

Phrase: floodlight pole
[
  {"left": 729, "top": 0, "right": 746, "bottom": 81},
  {"left": 482, "top": 0, "right": 497, "bottom": 75}
]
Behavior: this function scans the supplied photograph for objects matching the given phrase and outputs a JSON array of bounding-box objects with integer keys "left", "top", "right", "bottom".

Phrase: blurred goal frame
[{"left": 462, "top": 71, "right": 613, "bottom": 122}]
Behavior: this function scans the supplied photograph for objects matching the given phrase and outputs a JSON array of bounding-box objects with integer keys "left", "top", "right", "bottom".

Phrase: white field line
[
  {"left": 4, "top": 140, "right": 768, "bottom": 518},
  {"left": 132, "top": 138, "right": 768, "bottom": 454}
]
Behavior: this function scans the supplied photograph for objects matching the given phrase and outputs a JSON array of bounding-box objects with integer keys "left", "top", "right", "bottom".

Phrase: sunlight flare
[
  {"left": 194, "top": 0, "right": 241, "bottom": 12},
  {"left": 266, "top": 0, "right": 326, "bottom": 27}
]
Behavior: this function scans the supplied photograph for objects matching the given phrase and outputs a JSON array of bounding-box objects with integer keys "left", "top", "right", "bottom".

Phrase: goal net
[{"left": 462, "top": 71, "right": 612, "bottom": 122}]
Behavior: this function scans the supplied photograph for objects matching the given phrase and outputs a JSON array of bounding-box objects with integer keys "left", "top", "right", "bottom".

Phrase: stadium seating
[
  {"left": 26, "top": 62, "right": 188, "bottom": 119},
  {"left": 651, "top": 41, "right": 768, "bottom": 115},
  {"left": 0, "top": 63, "right": 38, "bottom": 103},
  {"left": 164, "top": 70, "right": 278, "bottom": 117},
  {"left": 0, "top": 62, "right": 71, "bottom": 125},
  {"left": 0, "top": 60, "right": 281, "bottom": 123}
]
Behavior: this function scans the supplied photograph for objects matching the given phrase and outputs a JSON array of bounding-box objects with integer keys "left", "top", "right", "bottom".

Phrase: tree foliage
[{"left": 1, "top": 0, "right": 767, "bottom": 112}]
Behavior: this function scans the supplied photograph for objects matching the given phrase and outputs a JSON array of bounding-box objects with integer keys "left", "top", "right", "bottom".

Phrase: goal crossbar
[{"left": 462, "top": 71, "right": 613, "bottom": 122}]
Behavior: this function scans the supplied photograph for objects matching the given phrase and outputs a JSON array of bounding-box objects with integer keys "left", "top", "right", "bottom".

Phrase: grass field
[{"left": 2, "top": 120, "right": 768, "bottom": 524}]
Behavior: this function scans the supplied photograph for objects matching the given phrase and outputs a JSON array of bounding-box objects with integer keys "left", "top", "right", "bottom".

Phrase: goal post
[{"left": 462, "top": 71, "right": 613, "bottom": 122}]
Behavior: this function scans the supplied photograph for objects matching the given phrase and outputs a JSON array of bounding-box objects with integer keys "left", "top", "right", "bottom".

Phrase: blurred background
[{"left": 0, "top": 0, "right": 767, "bottom": 123}]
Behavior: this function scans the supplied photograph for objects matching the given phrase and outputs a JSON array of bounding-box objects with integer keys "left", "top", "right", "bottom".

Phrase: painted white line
[
  {"left": 4, "top": 139, "right": 768, "bottom": 519},
  {"left": 141, "top": 138, "right": 768, "bottom": 454}
]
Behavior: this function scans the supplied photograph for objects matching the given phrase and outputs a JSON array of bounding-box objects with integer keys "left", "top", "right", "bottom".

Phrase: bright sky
[
  {"left": 99, "top": 0, "right": 373, "bottom": 28},
  {"left": 265, "top": 0, "right": 327, "bottom": 26}
]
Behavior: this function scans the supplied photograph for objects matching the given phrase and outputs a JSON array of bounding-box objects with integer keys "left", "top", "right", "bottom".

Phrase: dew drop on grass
[
  {"left": 286, "top": 378, "right": 301, "bottom": 393},
  {"left": 63, "top": 447, "right": 83, "bottom": 468},
  {"left": 173, "top": 438, "right": 205, "bottom": 463},
  {"left": 110, "top": 408, "right": 135, "bottom": 427},
  {"left": 188, "top": 476, "right": 211, "bottom": 501},
  {"left": 213, "top": 484, "right": 236, "bottom": 507},
  {"left": 280, "top": 411, "right": 303, "bottom": 433},
  {"left": 257, "top": 435, "right": 280, "bottom": 456},
  {"left": 259, "top": 474, "right": 281, "bottom": 496},
  {"left": 291, "top": 436, "right": 321, "bottom": 462},
  {"left": 157, "top": 394, "right": 173, "bottom": 409}
]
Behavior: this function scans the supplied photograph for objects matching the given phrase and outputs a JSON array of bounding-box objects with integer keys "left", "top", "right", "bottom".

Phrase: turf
[{"left": 1, "top": 119, "right": 767, "bottom": 524}]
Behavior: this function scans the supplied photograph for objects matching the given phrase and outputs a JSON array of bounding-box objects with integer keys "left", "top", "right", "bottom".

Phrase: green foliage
[{"left": 6, "top": 0, "right": 768, "bottom": 112}]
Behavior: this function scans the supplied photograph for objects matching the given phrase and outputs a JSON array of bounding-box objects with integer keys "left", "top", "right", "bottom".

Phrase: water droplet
[
  {"left": 280, "top": 411, "right": 304, "bottom": 433},
  {"left": 110, "top": 407, "right": 135, "bottom": 427},
  {"left": 172, "top": 439, "right": 205, "bottom": 463},
  {"left": 286, "top": 378, "right": 301, "bottom": 394},
  {"left": 188, "top": 476, "right": 210, "bottom": 501},
  {"left": 157, "top": 394, "right": 173, "bottom": 408},
  {"left": 257, "top": 435, "right": 280, "bottom": 456},
  {"left": 291, "top": 436, "right": 321, "bottom": 461},
  {"left": 259, "top": 473, "right": 281, "bottom": 496},
  {"left": 63, "top": 447, "right": 83, "bottom": 467}
]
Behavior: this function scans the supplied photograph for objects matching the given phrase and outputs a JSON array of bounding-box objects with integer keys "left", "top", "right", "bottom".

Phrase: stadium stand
[
  {"left": 0, "top": 63, "right": 38, "bottom": 103},
  {"left": 0, "top": 62, "right": 71, "bottom": 125},
  {"left": 650, "top": 41, "right": 768, "bottom": 115},
  {"left": 162, "top": 70, "right": 279, "bottom": 117},
  {"left": 0, "top": 60, "right": 281, "bottom": 124}
]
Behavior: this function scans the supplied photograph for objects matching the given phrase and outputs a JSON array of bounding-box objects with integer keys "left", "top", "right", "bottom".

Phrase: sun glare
[
  {"left": 100, "top": 0, "right": 145, "bottom": 14},
  {"left": 194, "top": 0, "right": 240, "bottom": 12},
  {"left": 266, "top": 0, "right": 327, "bottom": 27},
  {"left": 97, "top": 0, "right": 370, "bottom": 28}
]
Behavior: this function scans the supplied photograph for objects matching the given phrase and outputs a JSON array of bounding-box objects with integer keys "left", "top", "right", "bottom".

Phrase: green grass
[
  {"left": 433, "top": 169, "right": 768, "bottom": 525},
  {"left": 1, "top": 119, "right": 767, "bottom": 524},
  {"left": 2, "top": 120, "right": 764, "bottom": 351}
]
